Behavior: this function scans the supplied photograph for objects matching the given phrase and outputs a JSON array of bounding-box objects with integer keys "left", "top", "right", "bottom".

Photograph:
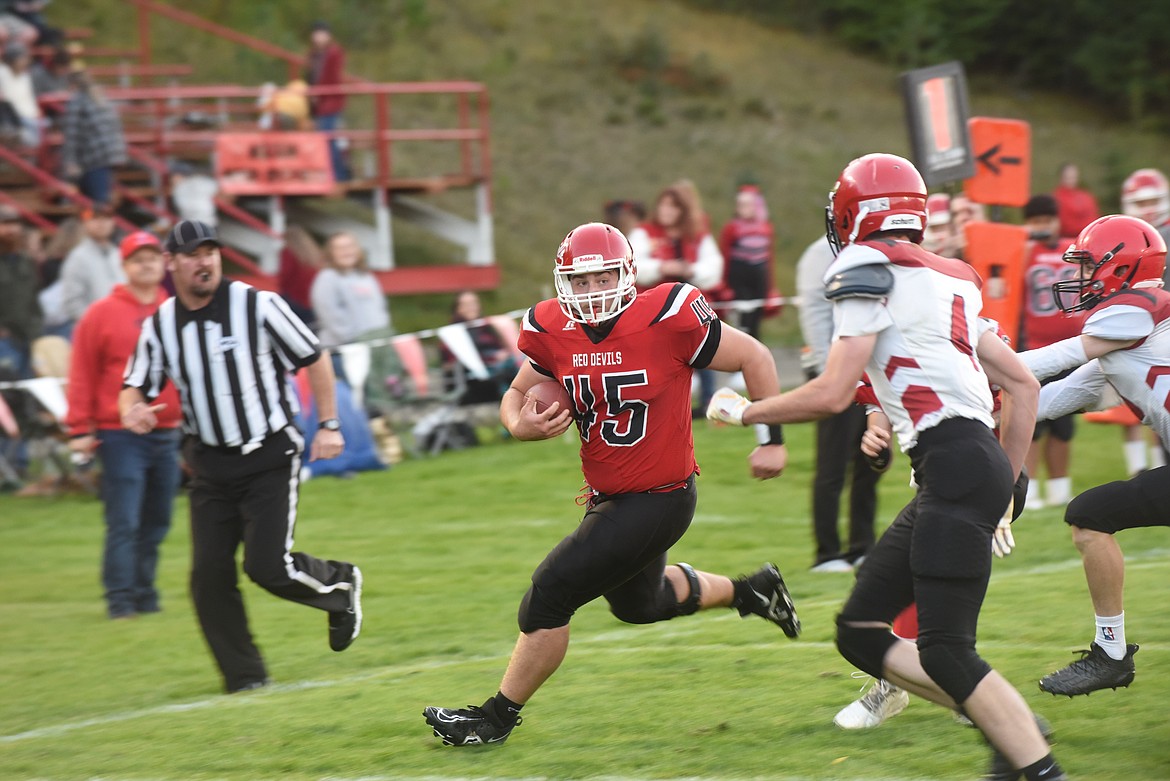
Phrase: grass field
[{"left": 1, "top": 418, "right": 1168, "bottom": 780}]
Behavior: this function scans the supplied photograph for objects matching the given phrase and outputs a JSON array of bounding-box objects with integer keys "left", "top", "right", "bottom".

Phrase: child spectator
[{"left": 718, "top": 184, "right": 778, "bottom": 339}]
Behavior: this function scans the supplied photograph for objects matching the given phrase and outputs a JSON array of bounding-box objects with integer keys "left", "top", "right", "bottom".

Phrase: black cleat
[
  {"left": 983, "top": 714, "right": 1055, "bottom": 781},
  {"left": 328, "top": 565, "right": 363, "bottom": 652},
  {"left": 423, "top": 701, "right": 520, "bottom": 746},
  {"left": 1038, "top": 642, "right": 1137, "bottom": 697},
  {"left": 736, "top": 563, "right": 800, "bottom": 638}
]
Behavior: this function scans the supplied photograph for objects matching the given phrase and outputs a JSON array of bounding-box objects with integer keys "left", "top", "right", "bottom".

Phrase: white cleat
[{"left": 833, "top": 677, "right": 909, "bottom": 729}]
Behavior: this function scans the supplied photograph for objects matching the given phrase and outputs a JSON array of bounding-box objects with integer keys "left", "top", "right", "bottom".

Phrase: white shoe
[
  {"left": 811, "top": 558, "right": 853, "bottom": 574},
  {"left": 1045, "top": 477, "right": 1071, "bottom": 507},
  {"left": 833, "top": 677, "right": 909, "bottom": 729}
]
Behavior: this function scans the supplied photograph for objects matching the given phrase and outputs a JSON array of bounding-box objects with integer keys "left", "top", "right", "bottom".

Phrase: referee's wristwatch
[{"left": 318, "top": 418, "right": 341, "bottom": 431}]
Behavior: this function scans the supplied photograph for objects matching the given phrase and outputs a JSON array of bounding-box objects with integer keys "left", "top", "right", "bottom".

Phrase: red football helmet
[
  {"left": 1053, "top": 214, "right": 1168, "bottom": 313},
  {"left": 554, "top": 222, "right": 637, "bottom": 325},
  {"left": 1121, "top": 168, "right": 1170, "bottom": 228},
  {"left": 826, "top": 153, "right": 928, "bottom": 255}
]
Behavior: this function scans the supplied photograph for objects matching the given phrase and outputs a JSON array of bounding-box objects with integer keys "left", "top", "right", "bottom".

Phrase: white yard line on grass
[{"left": 4, "top": 549, "right": 1167, "bottom": 746}]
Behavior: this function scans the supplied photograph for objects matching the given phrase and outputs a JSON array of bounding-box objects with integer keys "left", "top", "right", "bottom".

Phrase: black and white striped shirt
[{"left": 124, "top": 280, "right": 321, "bottom": 448}]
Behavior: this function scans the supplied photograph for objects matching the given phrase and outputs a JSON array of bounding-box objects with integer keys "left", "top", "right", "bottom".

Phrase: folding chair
[{"left": 388, "top": 335, "right": 471, "bottom": 457}]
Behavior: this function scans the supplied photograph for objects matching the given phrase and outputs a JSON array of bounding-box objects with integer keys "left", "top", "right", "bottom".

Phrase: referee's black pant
[
  {"left": 811, "top": 404, "right": 881, "bottom": 566},
  {"left": 182, "top": 427, "right": 356, "bottom": 692}
]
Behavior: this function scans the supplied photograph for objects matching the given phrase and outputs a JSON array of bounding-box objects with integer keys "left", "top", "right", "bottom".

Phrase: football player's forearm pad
[{"left": 1019, "top": 338, "right": 1088, "bottom": 381}]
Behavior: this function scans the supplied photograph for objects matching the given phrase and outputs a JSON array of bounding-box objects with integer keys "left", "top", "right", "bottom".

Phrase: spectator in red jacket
[
  {"left": 718, "top": 184, "right": 779, "bottom": 339},
  {"left": 1052, "top": 162, "right": 1099, "bottom": 239},
  {"left": 305, "top": 20, "right": 350, "bottom": 182},
  {"left": 65, "top": 231, "right": 182, "bottom": 620}
]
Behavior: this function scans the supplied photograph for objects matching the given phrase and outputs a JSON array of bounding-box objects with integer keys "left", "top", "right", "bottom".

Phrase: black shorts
[
  {"left": 840, "top": 418, "right": 1011, "bottom": 646},
  {"left": 528, "top": 475, "right": 697, "bottom": 622},
  {"left": 1032, "top": 414, "right": 1075, "bottom": 442},
  {"left": 1033, "top": 369, "right": 1077, "bottom": 442},
  {"left": 1065, "top": 464, "right": 1170, "bottom": 534}
]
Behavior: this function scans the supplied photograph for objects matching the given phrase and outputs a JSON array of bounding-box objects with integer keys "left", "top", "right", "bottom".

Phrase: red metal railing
[{"left": 5, "top": 0, "right": 496, "bottom": 293}]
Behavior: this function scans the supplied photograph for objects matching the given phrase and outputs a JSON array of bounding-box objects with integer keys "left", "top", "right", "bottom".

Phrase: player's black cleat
[
  {"left": 736, "top": 562, "right": 800, "bottom": 638},
  {"left": 1038, "top": 642, "right": 1138, "bottom": 697},
  {"left": 423, "top": 701, "right": 520, "bottom": 746},
  {"left": 983, "top": 714, "right": 1055, "bottom": 781}
]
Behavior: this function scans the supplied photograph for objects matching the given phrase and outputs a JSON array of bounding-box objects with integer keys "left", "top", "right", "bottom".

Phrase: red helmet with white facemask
[
  {"left": 1053, "top": 214, "right": 1167, "bottom": 313},
  {"left": 554, "top": 222, "right": 637, "bottom": 325},
  {"left": 826, "top": 153, "right": 928, "bottom": 255},
  {"left": 1121, "top": 168, "right": 1170, "bottom": 228}
]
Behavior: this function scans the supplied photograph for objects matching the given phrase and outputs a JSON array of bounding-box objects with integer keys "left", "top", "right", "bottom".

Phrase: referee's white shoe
[{"left": 329, "top": 565, "right": 363, "bottom": 652}]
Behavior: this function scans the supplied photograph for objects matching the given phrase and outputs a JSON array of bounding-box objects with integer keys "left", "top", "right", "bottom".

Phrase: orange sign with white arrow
[{"left": 963, "top": 117, "right": 1031, "bottom": 207}]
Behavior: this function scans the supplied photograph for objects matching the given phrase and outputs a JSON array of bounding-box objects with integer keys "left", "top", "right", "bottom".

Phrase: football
[{"left": 525, "top": 380, "right": 573, "bottom": 414}]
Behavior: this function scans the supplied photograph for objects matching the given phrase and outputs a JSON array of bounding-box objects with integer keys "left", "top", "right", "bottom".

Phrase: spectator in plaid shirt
[{"left": 60, "top": 68, "right": 126, "bottom": 205}]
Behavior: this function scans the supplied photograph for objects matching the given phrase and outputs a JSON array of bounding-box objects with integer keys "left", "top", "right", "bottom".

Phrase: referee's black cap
[{"left": 165, "top": 219, "right": 221, "bottom": 254}]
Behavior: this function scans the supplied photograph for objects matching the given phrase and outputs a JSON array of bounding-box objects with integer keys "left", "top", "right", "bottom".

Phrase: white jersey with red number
[
  {"left": 826, "top": 239, "right": 995, "bottom": 452},
  {"left": 1036, "top": 288, "right": 1170, "bottom": 442},
  {"left": 518, "top": 282, "right": 720, "bottom": 495},
  {"left": 1021, "top": 239, "right": 1087, "bottom": 349}
]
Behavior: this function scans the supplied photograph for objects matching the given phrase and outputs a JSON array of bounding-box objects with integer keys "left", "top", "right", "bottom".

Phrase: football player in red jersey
[
  {"left": 709, "top": 154, "right": 1064, "bottom": 781},
  {"left": 1019, "top": 214, "right": 1170, "bottom": 699},
  {"left": 1019, "top": 194, "right": 1085, "bottom": 510},
  {"left": 423, "top": 222, "right": 800, "bottom": 747}
]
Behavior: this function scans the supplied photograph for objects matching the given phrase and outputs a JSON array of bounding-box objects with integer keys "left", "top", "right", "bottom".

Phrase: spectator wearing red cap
[
  {"left": 57, "top": 202, "right": 121, "bottom": 336},
  {"left": 66, "top": 230, "right": 182, "bottom": 619}
]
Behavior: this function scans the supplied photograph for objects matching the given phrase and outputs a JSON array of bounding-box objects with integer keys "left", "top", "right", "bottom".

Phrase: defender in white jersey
[
  {"left": 1019, "top": 214, "right": 1170, "bottom": 698},
  {"left": 709, "top": 154, "right": 1064, "bottom": 781}
]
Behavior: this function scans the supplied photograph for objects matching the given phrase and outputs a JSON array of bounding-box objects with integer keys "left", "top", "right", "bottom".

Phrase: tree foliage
[{"left": 686, "top": 0, "right": 1170, "bottom": 129}]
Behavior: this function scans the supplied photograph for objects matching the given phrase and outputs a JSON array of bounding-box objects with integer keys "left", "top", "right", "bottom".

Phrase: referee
[{"left": 119, "top": 220, "right": 363, "bottom": 694}]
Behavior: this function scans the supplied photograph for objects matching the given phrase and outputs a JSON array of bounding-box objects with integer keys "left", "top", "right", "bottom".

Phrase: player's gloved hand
[
  {"left": 706, "top": 387, "right": 751, "bottom": 425},
  {"left": 992, "top": 513, "right": 1016, "bottom": 558},
  {"left": 865, "top": 446, "right": 892, "bottom": 473},
  {"left": 1011, "top": 468, "right": 1029, "bottom": 521}
]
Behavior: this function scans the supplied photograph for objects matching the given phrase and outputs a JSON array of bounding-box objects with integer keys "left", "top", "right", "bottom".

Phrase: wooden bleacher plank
[{"left": 374, "top": 265, "right": 499, "bottom": 295}]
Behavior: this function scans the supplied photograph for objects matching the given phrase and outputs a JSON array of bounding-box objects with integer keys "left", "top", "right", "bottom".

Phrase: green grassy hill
[{"left": 65, "top": 1, "right": 1170, "bottom": 337}]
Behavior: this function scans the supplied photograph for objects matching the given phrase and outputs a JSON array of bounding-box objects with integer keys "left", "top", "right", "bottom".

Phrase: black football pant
[
  {"left": 839, "top": 419, "right": 1011, "bottom": 702},
  {"left": 183, "top": 429, "right": 356, "bottom": 693},
  {"left": 812, "top": 404, "right": 880, "bottom": 565}
]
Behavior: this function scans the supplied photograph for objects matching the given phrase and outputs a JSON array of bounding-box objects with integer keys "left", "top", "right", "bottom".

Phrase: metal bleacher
[{"left": 1, "top": 0, "right": 497, "bottom": 295}]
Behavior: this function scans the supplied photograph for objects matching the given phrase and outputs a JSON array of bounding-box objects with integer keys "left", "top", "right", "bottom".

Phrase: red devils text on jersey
[{"left": 519, "top": 283, "right": 721, "bottom": 495}]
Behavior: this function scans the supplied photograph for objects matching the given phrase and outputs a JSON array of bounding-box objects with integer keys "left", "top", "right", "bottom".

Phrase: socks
[
  {"left": 1044, "top": 476, "right": 1071, "bottom": 506},
  {"left": 486, "top": 691, "right": 524, "bottom": 725},
  {"left": 730, "top": 577, "right": 754, "bottom": 609},
  {"left": 1024, "top": 479, "right": 1041, "bottom": 509},
  {"left": 1095, "top": 612, "right": 1127, "bottom": 659},
  {"left": 1123, "top": 439, "right": 1147, "bottom": 476},
  {"left": 1022, "top": 753, "right": 1065, "bottom": 780}
]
